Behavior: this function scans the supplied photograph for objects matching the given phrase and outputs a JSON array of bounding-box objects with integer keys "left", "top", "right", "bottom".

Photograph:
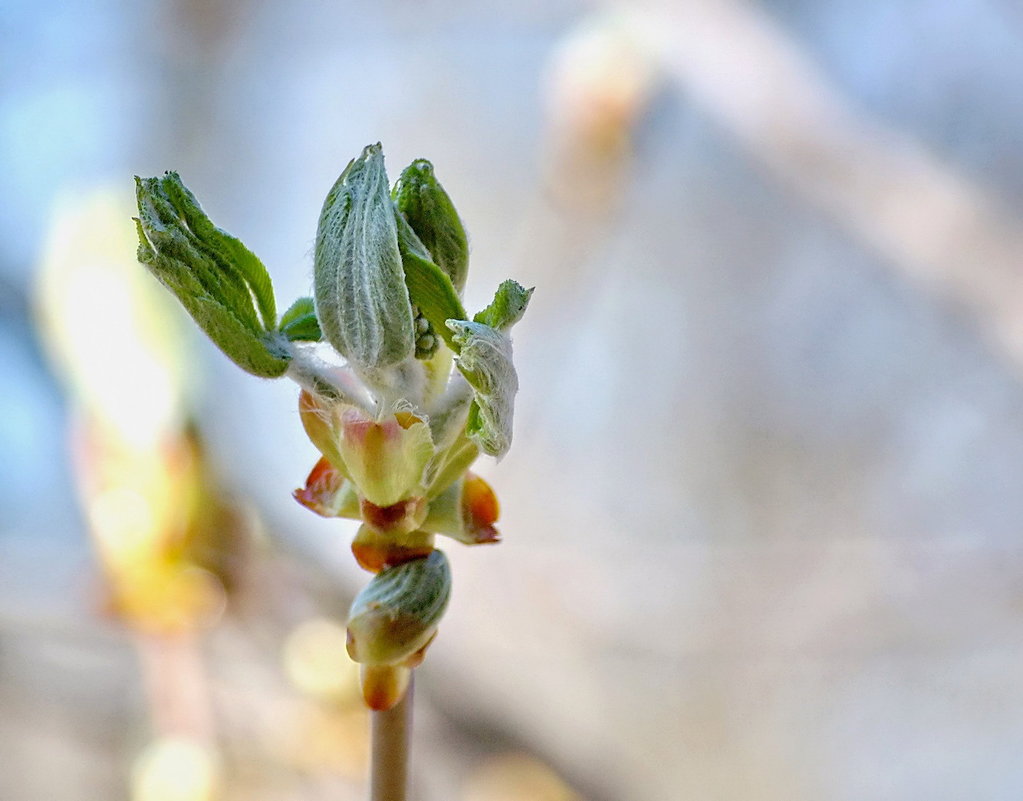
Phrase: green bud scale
[{"left": 346, "top": 550, "right": 452, "bottom": 666}]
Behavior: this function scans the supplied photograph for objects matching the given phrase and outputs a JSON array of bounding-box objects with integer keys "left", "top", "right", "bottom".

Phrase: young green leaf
[
  {"left": 446, "top": 320, "right": 519, "bottom": 458},
  {"left": 474, "top": 280, "right": 533, "bottom": 331},
  {"left": 134, "top": 174, "right": 290, "bottom": 378},
  {"left": 279, "top": 296, "right": 322, "bottom": 342},
  {"left": 392, "top": 159, "right": 470, "bottom": 294},
  {"left": 159, "top": 174, "right": 278, "bottom": 329},
  {"left": 395, "top": 212, "right": 467, "bottom": 352},
  {"left": 314, "top": 144, "right": 414, "bottom": 371}
]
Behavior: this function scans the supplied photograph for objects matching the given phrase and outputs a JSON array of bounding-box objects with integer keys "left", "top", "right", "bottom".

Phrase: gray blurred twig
[{"left": 610, "top": 0, "right": 1023, "bottom": 368}]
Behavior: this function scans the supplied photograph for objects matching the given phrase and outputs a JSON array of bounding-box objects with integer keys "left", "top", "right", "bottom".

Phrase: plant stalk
[{"left": 370, "top": 674, "right": 414, "bottom": 801}]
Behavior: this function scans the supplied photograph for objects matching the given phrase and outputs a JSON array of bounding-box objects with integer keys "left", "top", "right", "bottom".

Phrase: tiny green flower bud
[
  {"left": 415, "top": 333, "right": 438, "bottom": 359},
  {"left": 314, "top": 143, "right": 415, "bottom": 372},
  {"left": 412, "top": 306, "right": 439, "bottom": 359},
  {"left": 392, "top": 159, "right": 470, "bottom": 294},
  {"left": 346, "top": 550, "right": 452, "bottom": 666}
]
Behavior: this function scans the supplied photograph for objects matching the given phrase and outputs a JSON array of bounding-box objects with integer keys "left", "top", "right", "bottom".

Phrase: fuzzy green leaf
[
  {"left": 159, "top": 174, "right": 278, "bottom": 329},
  {"left": 134, "top": 174, "right": 289, "bottom": 378},
  {"left": 314, "top": 143, "right": 414, "bottom": 371},
  {"left": 474, "top": 280, "right": 533, "bottom": 331},
  {"left": 392, "top": 159, "right": 470, "bottom": 294},
  {"left": 446, "top": 320, "right": 519, "bottom": 458},
  {"left": 395, "top": 213, "right": 467, "bottom": 353},
  {"left": 280, "top": 296, "right": 322, "bottom": 341}
]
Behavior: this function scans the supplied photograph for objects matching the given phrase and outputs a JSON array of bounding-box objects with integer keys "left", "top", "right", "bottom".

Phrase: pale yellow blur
[
  {"left": 283, "top": 617, "right": 362, "bottom": 702},
  {"left": 463, "top": 752, "right": 578, "bottom": 801},
  {"left": 35, "top": 187, "right": 191, "bottom": 450},
  {"left": 131, "top": 737, "right": 221, "bottom": 801}
]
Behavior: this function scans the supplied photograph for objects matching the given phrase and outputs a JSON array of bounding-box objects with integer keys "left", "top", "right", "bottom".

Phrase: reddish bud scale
[
  {"left": 351, "top": 523, "right": 435, "bottom": 573},
  {"left": 292, "top": 456, "right": 346, "bottom": 517},
  {"left": 354, "top": 635, "right": 437, "bottom": 709},
  {"left": 360, "top": 496, "right": 426, "bottom": 534},
  {"left": 359, "top": 664, "right": 411, "bottom": 711},
  {"left": 462, "top": 472, "right": 501, "bottom": 543},
  {"left": 352, "top": 541, "right": 435, "bottom": 573}
]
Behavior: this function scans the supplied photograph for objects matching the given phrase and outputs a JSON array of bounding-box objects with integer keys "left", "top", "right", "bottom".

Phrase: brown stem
[{"left": 370, "top": 673, "right": 413, "bottom": 801}]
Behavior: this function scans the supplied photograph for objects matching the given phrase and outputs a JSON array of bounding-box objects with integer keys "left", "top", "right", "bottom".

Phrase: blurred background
[{"left": 4, "top": 0, "right": 1023, "bottom": 799}]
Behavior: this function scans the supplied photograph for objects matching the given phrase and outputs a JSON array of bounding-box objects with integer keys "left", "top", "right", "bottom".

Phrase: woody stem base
[{"left": 370, "top": 673, "right": 413, "bottom": 801}]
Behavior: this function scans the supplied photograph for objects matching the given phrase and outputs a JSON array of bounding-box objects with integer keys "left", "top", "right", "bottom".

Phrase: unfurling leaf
[
  {"left": 279, "top": 296, "right": 322, "bottom": 342},
  {"left": 314, "top": 143, "right": 414, "bottom": 372},
  {"left": 395, "top": 213, "right": 467, "bottom": 352},
  {"left": 446, "top": 320, "right": 519, "bottom": 458},
  {"left": 474, "top": 279, "right": 533, "bottom": 331},
  {"left": 392, "top": 159, "right": 470, "bottom": 294},
  {"left": 134, "top": 173, "right": 289, "bottom": 377}
]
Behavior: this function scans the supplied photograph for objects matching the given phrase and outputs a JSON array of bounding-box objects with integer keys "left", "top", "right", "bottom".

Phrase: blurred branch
[{"left": 610, "top": 0, "right": 1023, "bottom": 367}]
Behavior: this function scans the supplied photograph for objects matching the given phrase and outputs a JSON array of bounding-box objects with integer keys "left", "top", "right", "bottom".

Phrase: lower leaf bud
[{"left": 346, "top": 550, "right": 451, "bottom": 666}]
